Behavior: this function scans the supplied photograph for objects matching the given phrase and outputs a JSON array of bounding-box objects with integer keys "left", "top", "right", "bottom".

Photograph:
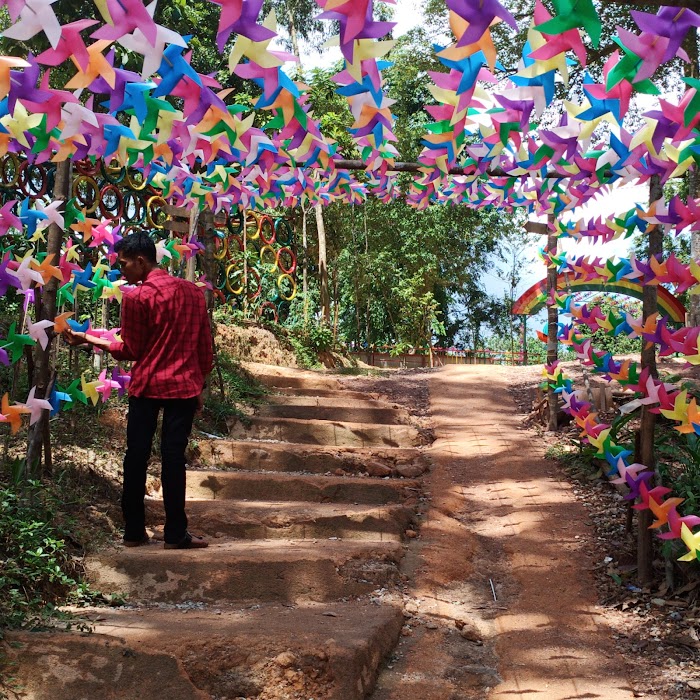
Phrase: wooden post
[
  {"left": 243, "top": 208, "right": 248, "bottom": 317},
  {"left": 635, "top": 174, "right": 664, "bottom": 586},
  {"left": 26, "top": 159, "right": 71, "bottom": 477},
  {"left": 546, "top": 214, "right": 559, "bottom": 431}
]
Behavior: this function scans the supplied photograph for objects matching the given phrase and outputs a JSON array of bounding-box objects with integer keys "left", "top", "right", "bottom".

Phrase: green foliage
[
  {"left": 576, "top": 295, "right": 644, "bottom": 356},
  {"left": 0, "top": 478, "right": 101, "bottom": 631},
  {"left": 199, "top": 350, "right": 266, "bottom": 435},
  {"left": 287, "top": 322, "right": 335, "bottom": 369}
]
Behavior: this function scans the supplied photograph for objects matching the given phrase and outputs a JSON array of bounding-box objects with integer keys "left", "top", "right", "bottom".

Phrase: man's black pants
[{"left": 122, "top": 396, "right": 198, "bottom": 545}]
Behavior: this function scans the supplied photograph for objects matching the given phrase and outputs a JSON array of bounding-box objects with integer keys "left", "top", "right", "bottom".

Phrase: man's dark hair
[{"left": 114, "top": 231, "right": 157, "bottom": 264}]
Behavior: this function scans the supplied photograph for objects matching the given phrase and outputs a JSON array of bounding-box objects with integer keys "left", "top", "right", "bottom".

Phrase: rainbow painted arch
[{"left": 512, "top": 276, "right": 687, "bottom": 323}]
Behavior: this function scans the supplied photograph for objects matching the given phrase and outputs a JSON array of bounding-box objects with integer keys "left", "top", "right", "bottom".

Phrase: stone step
[
  {"left": 195, "top": 439, "right": 429, "bottom": 478},
  {"left": 256, "top": 403, "right": 410, "bottom": 425},
  {"left": 86, "top": 539, "right": 403, "bottom": 604},
  {"left": 246, "top": 365, "right": 343, "bottom": 391},
  {"left": 264, "top": 394, "right": 393, "bottom": 409},
  {"left": 272, "top": 386, "right": 381, "bottom": 401},
  {"left": 7, "top": 602, "right": 403, "bottom": 700},
  {"left": 228, "top": 416, "right": 422, "bottom": 447},
  {"left": 145, "top": 499, "right": 414, "bottom": 542},
  {"left": 184, "top": 470, "right": 420, "bottom": 504}
]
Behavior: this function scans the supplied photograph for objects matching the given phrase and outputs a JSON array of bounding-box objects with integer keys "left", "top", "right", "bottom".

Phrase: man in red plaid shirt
[{"left": 64, "top": 232, "right": 213, "bottom": 550}]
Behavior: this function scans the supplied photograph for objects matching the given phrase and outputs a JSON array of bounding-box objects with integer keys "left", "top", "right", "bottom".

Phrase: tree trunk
[
  {"left": 26, "top": 159, "right": 71, "bottom": 477},
  {"left": 546, "top": 216, "right": 559, "bottom": 431},
  {"left": 635, "top": 174, "right": 664, "bottom": 586},
  {"left": 287, "top": 6, "right": 303, "bottom": 79},
  {"left": 315, "top": 203, "right": 330, "bottom": 324},
  {"left": 302, "top": 205, "right": 309, "bottom": 325}
]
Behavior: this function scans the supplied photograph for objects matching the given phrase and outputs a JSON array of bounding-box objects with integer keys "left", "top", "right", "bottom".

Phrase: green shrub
[{"left": 0, "top": 480, "right": 99, "bottom": 631}]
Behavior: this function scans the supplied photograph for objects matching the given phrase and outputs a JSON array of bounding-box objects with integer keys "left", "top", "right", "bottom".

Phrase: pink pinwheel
[
  {"left": 0, "top": 200, "right": 21, "bottom": 237},
  {"left": 95, "top": 369, "right": 120, "bottom": 402},
  {"left": 91, "top": 0, "right": 159, "bottom": 45},
  {"left": 35, "top": 18, "right": 98, "bottom": 70},
  {"left": 211, "top": 0, "right": 275, "bottom": 52},
  {"left": 658, "top": 508, "right": 700, "bottom": 541},
  {"left": 22, "top": 386, "right": 53, "bottom": 425},
  {"left": 633, "top": 481, "right": 672, "bottom": 511}
]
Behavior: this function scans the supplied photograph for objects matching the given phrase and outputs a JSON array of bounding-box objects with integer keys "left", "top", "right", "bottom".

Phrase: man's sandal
[{"left": 163, "top": 532, "right": 209, "bottom": 549}]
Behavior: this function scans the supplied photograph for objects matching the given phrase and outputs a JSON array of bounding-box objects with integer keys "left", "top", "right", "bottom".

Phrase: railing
[{"left": 347, "top": 348, "right": 548, "bottom": 368}]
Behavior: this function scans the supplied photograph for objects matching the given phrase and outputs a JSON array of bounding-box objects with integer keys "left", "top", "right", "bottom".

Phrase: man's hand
[
  {"left": 62, "top": 328, "right": 87, "bottom": 346},
  {"left": 196, "top": 393, "right": 204, "bottom": 413}
]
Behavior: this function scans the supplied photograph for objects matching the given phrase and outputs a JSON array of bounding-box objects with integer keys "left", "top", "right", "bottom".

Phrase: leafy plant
[{"left": 0, "top": 480, "right": 101, "bottom": 632}]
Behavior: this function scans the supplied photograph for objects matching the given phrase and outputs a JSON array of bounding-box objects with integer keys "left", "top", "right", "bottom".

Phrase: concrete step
[
  {"left": 228, "top": 416, "right": 422, "bottom": 447},
  {"left": 7, "top": 602, "right": 403, "bottom": 700},
  {"left": 86, "top": 539, "right": 403, "bottom": 604},
  {"left": 195, "top": 439, "right": 429, "bottom": 478},
  {"left": 255, "top": 403, "right": 411, "bottom": 425},
  {"left": 184, "top": 470, "right": 421, "bottom": 504},
  {"left": 145, "top": 500, "right": 414, "bottom": 542}
]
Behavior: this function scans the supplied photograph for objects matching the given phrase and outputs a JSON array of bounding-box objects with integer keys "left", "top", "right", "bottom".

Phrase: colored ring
[
  {"left": 276, "top": 273, "right": 297, "bottom": 301},
  {"left": 245, "top": 211, "right": 261, "bottom": 240},
  {"left": 101, "top": 159, "right": 126, "bottom": 184},
  {"left": 146, "top": 196, "right": 167, "bottom": 230},
  {"left": 213, "top": 233, "right": 228, "bottom": 261},
  {"left": 74, "top": 158, "right": 99, "bottom": 176},
  {"left": 99, "top": 183, "right": 124, "bottom": 220},
  {"left": 71, "top": 174, "right": 99, "bottom": 213},
  {"left": 225, "top": 264, "right": 244, "bottom": 295},
  {"left": 215, "top": 264, "right": 227, "bottom": 290},
  {"left": 259, "top": 244, "right": 277, "bottom": 271},
  {"left": 274, "top": 218, "right": 293, "bottom": 245},
  {"left": 227, "top": 208, "right": 244, "bottom": 235},
  {"left": 122, "top": 191, "right": 146, "bottom": 224},
  {"left": 19, "top": 162, "right": 48, "bottom": 199},
  {"left": 276, "top": 247, "right": 297, "bottom": 275},
  {"left": 0, "top": 154, "right": 19, "bottom": 188},
  {"left": 125, "top": 169, "right": 147, "bottom": 191},
  {"left": 259, "top": 215, "right": 276, "bottom": 245}
]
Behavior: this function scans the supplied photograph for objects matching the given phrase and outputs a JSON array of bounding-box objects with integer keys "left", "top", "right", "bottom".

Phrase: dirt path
[{"left": 390, "top": 364, "right": 638, "bottom": 699}]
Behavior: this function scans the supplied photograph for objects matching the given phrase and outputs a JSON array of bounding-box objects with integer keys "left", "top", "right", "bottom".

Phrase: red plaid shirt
[{"left": 108, "top": 268, "right": 213, "bottom": 399}]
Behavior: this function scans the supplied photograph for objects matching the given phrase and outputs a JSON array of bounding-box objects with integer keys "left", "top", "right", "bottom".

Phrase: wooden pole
[
  {"left": 635, "top": 174, "right": 664, "bottom": 586},
  {"left": 26, "top": 159, "right": 71, "bottom": 477},
  {"left": 546, "top": 214, "right": 559, "bottom": 431},
  {"left": 302, "top": 205, "right": 309, "bottom": 326},
  {"left": 315, "top": 202, "right": 330, "bottom": 325}
]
